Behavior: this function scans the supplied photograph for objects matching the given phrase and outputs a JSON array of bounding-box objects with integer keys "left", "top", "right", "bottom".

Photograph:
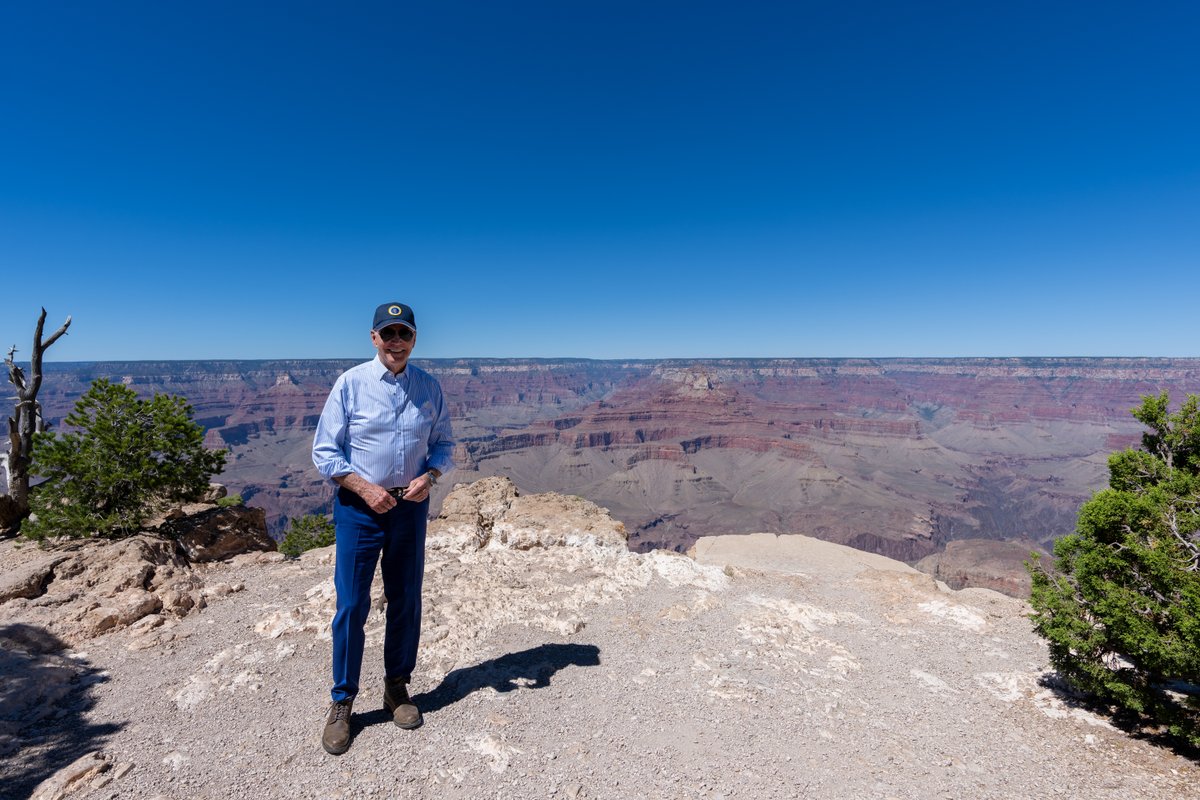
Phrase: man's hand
[
  {"left": 402, "top": 473, "right": 434, "bottom": 503},
  {"left": 335, "top": 473, "right": 396, "bottom": 514},
  {"left": 359, "top": 482, "right": 397, "bottom": 513}
]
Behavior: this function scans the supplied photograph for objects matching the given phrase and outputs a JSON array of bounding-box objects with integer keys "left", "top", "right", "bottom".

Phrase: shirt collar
[{"left": 372, "top": 355, "right": 409, "bottom": 383}]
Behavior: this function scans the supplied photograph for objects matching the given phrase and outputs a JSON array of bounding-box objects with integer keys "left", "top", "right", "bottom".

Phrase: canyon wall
[{"left": 21, "top": 358, "right": 1200, "bottom": 580}]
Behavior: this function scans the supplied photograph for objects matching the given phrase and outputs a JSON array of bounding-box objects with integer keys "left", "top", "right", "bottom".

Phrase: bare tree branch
[
  {"left": 2, "top": 310, "right": 72, "bottom": 534},
  {"left": 1164, "top": 505, "right": 1200, "bottom": 572}
]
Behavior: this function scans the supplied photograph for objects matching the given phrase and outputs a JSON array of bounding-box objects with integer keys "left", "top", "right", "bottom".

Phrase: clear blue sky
[{"left": 2, "top": 1, "right": 1198, "bottom": 360}]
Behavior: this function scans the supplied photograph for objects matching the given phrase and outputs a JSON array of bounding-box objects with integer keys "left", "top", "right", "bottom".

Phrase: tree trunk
[{"left": 3, "top": 308, "right": 71, "bottom": 534}]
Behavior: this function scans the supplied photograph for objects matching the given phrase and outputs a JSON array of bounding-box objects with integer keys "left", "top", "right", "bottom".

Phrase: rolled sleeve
[
  {"left": 424, "top": 385, "right": 456, "bottom": 476},
  {"left": 312, "top": 380, "right": 354, "bottom": 480}
]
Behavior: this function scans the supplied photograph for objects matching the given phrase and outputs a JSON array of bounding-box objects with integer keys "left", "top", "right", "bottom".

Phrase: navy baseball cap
[{"left": 372, "top": 302, "right": 417, "bottom": 332}]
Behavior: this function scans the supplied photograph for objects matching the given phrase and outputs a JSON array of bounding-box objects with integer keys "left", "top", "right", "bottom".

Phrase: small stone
[
  {"left": 202, "top": 483, "right": 229, "bottom": 502},
  {"left": 130, "top": 614, "right": 166, "bottom": 632},
  {"left": 29, "top": 752, "right": 109, "bottom": 800}
]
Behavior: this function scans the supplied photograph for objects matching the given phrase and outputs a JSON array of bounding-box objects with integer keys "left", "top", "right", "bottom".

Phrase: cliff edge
[{"left": 4, "top": 478, "right": 1195, "bottom": 800}]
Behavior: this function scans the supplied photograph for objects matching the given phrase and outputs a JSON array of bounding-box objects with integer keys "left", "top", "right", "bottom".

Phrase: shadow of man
[
  {"left": 357, "top": 642, "right": 601, "bottom": 728},
  {"left": 0, "top": 624, "right": 122, "bottom": 798}
]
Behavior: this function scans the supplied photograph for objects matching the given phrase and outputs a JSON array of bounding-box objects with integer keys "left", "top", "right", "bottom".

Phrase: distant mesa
[{"left": 915, "top": 538, "right": 1048, "bottom": 597}]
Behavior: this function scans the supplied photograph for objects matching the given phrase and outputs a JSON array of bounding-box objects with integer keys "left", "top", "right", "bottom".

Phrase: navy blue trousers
[{"left": 330, "top": 487, "right": 428, "bottom": 703}]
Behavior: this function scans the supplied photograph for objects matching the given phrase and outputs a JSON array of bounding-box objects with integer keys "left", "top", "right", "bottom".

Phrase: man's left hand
[{"left": 402, "top": 473, "right": 433, "bottom": 503}]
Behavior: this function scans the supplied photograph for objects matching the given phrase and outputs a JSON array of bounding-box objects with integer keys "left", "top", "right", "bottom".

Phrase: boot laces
[{"left": 328, "top": 701, "right": 350, "bottom": 723}]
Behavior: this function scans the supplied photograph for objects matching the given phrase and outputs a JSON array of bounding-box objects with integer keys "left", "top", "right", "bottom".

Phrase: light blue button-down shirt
[{"left": 312, "top": 357, "right": 454, "bottom": 488}]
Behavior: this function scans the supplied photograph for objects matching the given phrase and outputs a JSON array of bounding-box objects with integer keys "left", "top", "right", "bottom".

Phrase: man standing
[{"left": 312, "top": 302, "right": 454, "bottom": 755}]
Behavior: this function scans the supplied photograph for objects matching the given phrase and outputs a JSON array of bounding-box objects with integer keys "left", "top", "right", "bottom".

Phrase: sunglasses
[{"left": 377, "top": 326, "right": 414, "bottom": 343}]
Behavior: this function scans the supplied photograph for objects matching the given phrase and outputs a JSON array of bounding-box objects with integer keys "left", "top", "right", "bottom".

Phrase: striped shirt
[{"left": 312, "top": 357, "right": 454, "bottom": 488}]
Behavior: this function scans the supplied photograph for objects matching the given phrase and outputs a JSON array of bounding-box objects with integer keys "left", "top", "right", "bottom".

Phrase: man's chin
[{"left": 383, "top": 352, "right": 410, "bottom": 369}]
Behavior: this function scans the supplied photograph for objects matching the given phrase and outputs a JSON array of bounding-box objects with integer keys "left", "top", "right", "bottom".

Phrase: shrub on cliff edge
[
  {"left": 1029, "top": 392, "right": 1200, "bottom": 746},
  {"left": 23, "top": 379, "right": 226, "bottom": 542},
  {"left": 278, "top": 514, "right": 336, "bottom": 557}
]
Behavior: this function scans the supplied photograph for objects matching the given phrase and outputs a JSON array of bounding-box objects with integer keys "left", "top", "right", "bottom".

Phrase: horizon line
[{"left": 29, "top": 354, "right": 1200, "bottom": 366}]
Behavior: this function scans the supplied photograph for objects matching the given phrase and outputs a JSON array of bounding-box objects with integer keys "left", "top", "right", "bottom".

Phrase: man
[{"left": 311, "top": 301, "right": 454, "bottom": 755}]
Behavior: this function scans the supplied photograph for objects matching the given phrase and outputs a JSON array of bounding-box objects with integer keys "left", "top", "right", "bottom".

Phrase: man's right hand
[
  {"left": 334, "top": 473, "right": 396, "bottom": 514},
  {"left": 357, "top": 482, "right": 396, "bottom": 514}
]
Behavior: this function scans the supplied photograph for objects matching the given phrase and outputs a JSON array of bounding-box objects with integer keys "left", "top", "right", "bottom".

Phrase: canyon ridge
[{"left": 18, "top": 357, "right": 1200, "bottom": 595}]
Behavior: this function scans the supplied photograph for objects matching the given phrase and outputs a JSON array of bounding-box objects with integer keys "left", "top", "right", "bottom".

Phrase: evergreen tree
[
  {"left": 278, "top": 514, "right": 336, "bottom": 557},
  {"left": 1029, "top": 392, "right": 1200, "bottom": 746},
  {"left": 23, "top": 379, "right": 226, "bottom": 541}
]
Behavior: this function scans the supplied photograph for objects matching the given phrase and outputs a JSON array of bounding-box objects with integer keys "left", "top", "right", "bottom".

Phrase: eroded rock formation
[
  {"left": 0, "top": 503, "right": 277, "bottom": 646},
  {"left": 916, "top": 538, "right": 1048, "bottom": 597}
]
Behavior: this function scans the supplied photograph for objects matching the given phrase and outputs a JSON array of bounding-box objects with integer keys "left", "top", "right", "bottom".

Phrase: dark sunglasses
[{"left": 378, "top": 326, "right": 414, "bottom": 343}]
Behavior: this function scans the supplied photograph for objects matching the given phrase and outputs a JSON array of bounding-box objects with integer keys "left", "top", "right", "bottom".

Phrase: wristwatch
[{"left": 425, "top": 470, "right": 439, "bottom": 486}]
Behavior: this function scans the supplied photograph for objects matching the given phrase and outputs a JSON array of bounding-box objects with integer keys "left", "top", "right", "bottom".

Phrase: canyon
[{"left": 19, "top": 357, "right": 1200, "bottom": 592}]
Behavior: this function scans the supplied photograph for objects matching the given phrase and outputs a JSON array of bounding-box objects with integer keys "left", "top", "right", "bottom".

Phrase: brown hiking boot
[
  {"left": 321, "top": 699, "right": 353, "bottom": 755},
  {"left": 383, "top": 677, "right": 423, "bottom": 729}
]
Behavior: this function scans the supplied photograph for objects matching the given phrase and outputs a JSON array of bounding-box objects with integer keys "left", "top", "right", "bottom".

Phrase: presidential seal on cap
[{"left": 372, "top": 302, "right": 417, "bottom": 332}]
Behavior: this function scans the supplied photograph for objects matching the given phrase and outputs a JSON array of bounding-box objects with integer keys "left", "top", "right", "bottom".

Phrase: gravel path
[{"left": 10, "top": 532, "right": 1199, "bottom": 800}]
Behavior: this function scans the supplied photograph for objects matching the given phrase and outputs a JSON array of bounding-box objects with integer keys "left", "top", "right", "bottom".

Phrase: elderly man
[{"left": 312, "top": 301, "right": 454, "bottom": 755}]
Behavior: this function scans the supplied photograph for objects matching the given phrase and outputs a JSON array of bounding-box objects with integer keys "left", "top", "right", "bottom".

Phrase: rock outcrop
[
  {"left": 428, "top": 476, "right": 627, "bottom": 552},
  {"left": 916, "top": 538, "right": 1048, "bottom": 598},
  {"left": 0, "top": 503, "right": 276, "bottom": 646},
  {"left": 164, "top": 505, "right": 274, "bottom": 563}
]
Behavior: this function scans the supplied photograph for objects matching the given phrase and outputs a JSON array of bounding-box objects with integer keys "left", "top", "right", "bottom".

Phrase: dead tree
[{"left": 2, "top": 308, "right": 71, "bottom": 533}]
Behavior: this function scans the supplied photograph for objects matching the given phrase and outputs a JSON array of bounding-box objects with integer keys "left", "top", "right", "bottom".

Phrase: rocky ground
[{"left": 3, "top": 478, "right": 1197, "bottom": 800}]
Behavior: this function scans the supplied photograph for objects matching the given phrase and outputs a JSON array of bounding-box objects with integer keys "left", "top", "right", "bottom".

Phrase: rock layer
[{"left": 23, "top": 358, "right": 1200, "bottom": 583}]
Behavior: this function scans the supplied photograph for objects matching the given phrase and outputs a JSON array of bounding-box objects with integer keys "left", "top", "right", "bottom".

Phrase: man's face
[{"left": 372, "top": 324, "right": 416, "bottom": 374}]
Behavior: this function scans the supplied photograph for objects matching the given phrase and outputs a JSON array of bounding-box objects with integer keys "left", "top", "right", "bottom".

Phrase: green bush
[
  {"left": 23, "top": 379, "right": 226, "bottom": 542},
  {"left": 216, "top": 494, "right": 244, "bottom": 507},
  {"left": 279, "top": 514, "right": 336, "bottom": 557},
  {"left": 1028, "top": 392, "right": 1200, "bottom": 746}
]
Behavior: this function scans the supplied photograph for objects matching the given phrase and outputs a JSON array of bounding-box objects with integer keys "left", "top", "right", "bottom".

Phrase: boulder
[
  {"left": 0, "top": 555, "right": 68, "bottom": 604},
  {"left": 166, "top": 506, "right": 275, "bottom": 562},
  {"left": 429, "top": 476, "right": 519, "bottom": 551},
  {"left": 428, "top": 477, "right": 627, "bottom": 552},
  {"left": 83, "top": 589, "right": 163, "bottom": 636},
  {"left": 495, "top": 492, "right": 628, "bottom": 549},
  {"left": 202, "top": 483, "right": 229, "bottom": 503},
  {"left": 29, "top": 752, "right": 111, "bottom": 800}
]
